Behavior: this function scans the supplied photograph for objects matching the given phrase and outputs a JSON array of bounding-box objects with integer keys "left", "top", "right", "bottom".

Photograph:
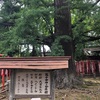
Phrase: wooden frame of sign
[
  {"left": 9, "top": 69, "right": 55, "bottom": 100},
  {"left": 0, "top": 56, "right": 70, "bottom": 100}
]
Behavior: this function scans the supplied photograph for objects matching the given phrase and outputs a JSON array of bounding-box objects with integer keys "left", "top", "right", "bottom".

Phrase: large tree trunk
[{"left": 54, "top": 0, "right": 76, "bottom": 88}]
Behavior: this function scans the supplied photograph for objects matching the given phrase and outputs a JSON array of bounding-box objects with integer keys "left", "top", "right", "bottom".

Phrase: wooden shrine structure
[
  {"left": 0, "top": 56, "right": 70, "bottom": 100},
  {"left": 75, "top": 47, "right": 100, "bottom": 77}
]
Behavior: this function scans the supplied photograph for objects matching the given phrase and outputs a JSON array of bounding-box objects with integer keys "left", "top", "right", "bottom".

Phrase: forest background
[{"left": 0, "top": 0, "right": 100, "bottom": 87}]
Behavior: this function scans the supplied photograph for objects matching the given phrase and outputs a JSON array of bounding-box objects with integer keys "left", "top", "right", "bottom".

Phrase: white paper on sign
[{"left": 31, "top": 98, "right": 41, "bottom": 100}]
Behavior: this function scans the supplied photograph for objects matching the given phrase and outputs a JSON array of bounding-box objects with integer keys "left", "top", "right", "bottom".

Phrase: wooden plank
[
  {"left": 0, "top": 56, "right": 70, "bottom": 69},
  {"left": 0, "top": 56, "right": 71, "bottom": 61},
  {"left": 0, "top": 61, "right": 67, "bottom": 66},
  {"left": 9, "top": 69, "right": 15, "bottom": 100},
  {"left": 0, "top": 60, "right": 67, "bottom": 63},
  {"left": 0, "top": 65, "right": 68, "bottom": 69}
]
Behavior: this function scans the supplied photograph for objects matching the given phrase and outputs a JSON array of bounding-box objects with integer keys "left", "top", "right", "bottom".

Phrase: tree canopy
[{"left": 0, "top": 0, "right": 100, "bottom": 59}]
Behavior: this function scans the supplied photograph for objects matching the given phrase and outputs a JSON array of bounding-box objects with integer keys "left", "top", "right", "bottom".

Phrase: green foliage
[
  {"left": 0, "top": 0, "right": 54, "bottom": 56},
  {"left": 71, "top": 0, "right": 100, "bottom": 60},
  {"left": 50, "top": 37, "right": 64, "bottom": 56},
  {"left": 50, "top": 35, "right": 72, "bottom": 56},
  {"left": 0, "top": 0, "right": 100, "bottom": 59},
  {"left": 75, "top": 44, "right": 86, "bottom": 60}
]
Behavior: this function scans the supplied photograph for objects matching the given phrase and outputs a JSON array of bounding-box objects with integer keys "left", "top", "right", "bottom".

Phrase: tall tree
[
  {"left": 0, "top": 0, "right": 100, "bottom": 57},
  {"left": 0, "top": 0, "right": 100, "bottom": 87},
  {"left": 53, "top": 0, "right": 100, "bottom": 87},
  {"left": 54, "top": 0, "right": 76, "bottom": 88}
]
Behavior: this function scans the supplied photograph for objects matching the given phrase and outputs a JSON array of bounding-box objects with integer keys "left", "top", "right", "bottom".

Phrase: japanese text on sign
[{"left": 15, "top": 71, "right": 51, "bottom": 95}]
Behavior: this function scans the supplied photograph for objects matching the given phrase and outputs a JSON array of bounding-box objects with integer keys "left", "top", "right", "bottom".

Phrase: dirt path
[{"left": 55, "top": 77, "right": 100, "bottom": 100}]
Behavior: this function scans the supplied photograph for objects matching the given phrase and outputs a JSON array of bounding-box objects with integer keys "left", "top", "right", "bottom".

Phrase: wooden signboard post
[
  {"left": 0, "top": 57, "right": 70, "bottom": 100},
  {"left": 9, "top": 69, "right": 54, "bottom": 100}
]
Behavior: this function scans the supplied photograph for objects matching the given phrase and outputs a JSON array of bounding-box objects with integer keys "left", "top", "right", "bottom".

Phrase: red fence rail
[{"left": 75, "top": 60, "right": 100, "bottom": 77}]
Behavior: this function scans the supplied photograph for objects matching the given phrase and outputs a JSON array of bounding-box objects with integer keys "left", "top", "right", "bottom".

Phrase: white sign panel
[{"left": 15, "top": 71, "right": 51, "bottom": 95}]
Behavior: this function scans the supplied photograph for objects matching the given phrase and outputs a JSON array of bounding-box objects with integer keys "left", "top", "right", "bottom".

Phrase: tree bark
[{"left": 54, "top": 0, "right": 76, "bottom": 88}]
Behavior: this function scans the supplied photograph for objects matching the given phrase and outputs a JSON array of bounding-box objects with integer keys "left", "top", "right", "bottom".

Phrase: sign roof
[{"left": 0, "top": 56, "right": 70, "bottom": 70}]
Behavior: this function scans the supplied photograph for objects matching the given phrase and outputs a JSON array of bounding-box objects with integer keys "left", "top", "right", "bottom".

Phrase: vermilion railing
[{"left": 75, "top": 60, "right": 100, "bottom": 76}]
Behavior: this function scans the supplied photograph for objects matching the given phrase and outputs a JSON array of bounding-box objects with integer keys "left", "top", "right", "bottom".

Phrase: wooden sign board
[
  {"left": 10, "top": 69, "right": 54, "bottom": 100},
  {"left": 15, "top": 70, "right": 51, "bottom": 95}
]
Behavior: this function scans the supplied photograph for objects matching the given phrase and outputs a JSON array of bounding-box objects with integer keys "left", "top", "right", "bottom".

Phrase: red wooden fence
[{"left": 75, "top": 60, "right": 100, "bottom": 76}]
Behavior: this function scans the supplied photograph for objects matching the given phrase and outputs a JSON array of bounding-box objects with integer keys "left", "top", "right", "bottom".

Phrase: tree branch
[
  {"left": 92, "top": 0, "right": 100, "bottom": 7},
  {"left": 0, "top": 22, "right": 14, "bottom": 27},
  {"left": 79, "top": 36, "right": 100, "bottom": 43},
  {"left": 72, "top": 0, "right": 100, "bottom": 28}
]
